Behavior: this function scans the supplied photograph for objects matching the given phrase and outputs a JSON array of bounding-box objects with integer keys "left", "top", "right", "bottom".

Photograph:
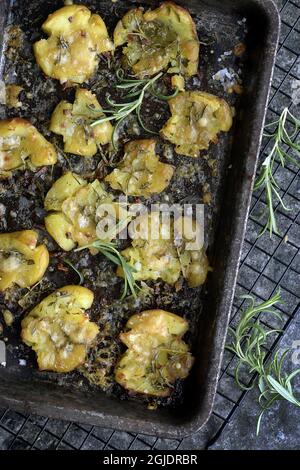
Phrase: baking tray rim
[{"left": 0, "top": 0, "right": 281, "bottom": 439}]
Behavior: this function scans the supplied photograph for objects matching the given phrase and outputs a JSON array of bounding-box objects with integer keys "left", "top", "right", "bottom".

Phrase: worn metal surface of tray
[{"left": 0, "top": 0, "right": 279, "bottom": 438}]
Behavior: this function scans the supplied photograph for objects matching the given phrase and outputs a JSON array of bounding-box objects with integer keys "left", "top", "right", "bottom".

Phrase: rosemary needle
[
  {"left": 63, "top": 259, "right": 84, "bottom": 285},
  {"left": 75, "top": 240, "right": 140, "bottom": 300},
  {"left": 227, "top": 291, "right": 300, "bottom": 435},
  {"left": 90, "top": 71, "right": 179, "bottom": 148},
  {"left": 254, "top": 107, "right": 300, "bottom": 237}
]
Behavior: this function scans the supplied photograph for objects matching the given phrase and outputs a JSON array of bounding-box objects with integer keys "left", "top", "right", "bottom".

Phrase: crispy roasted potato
[
  {"left": 114, "top": 1, "right": 199, "bottom": 78},
  {"left": 118, "top": 213, "right": 209, "bottom": 287},
  {"left": 119, "top": 213, "right": 181, "bottom": 284},
  {"left": 45, "top": 172, "right": 129, "bottom": 251},
  {"left": 0, "top": 118, "right": 57, "bottom": 171},
  {"left": 0, "top": 230, "right": 49, "bottom": 291},
  {"left": 174, "top": 216, "right": 210, "bottom": 288},
  {"left": 105, "top": 139, "right": 174, "bottom": 197},
  {"left": 161, "top": 91, "right": 233, "bottom": 157},
  {"left": 34, "top": 5, "right": 114, "bottom": 85},
  {"left": 21, "top": 285, "right": 99, "bottom": 373},
  {"left": 115, "top": 309, "right": 194, "bottom": 396},
  {"left": 50, "top": 88, "right": 113, "bottom": 157}
]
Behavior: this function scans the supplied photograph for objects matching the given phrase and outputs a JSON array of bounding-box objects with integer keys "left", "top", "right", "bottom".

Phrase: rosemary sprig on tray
[
  {"left": 226, "top": 291, "right": 300, "bottom": 435},
  {"left": 254, "top": 107, "right": 300, "bottom": 237},
  {"left": 75, "top": 240, "right": 139, "bottom": 300},
  {"left": 90, "top": 70, "right": 179, "bottom": 148}
]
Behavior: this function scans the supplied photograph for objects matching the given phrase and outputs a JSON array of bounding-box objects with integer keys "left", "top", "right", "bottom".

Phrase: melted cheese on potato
[
  {"left": 50, "top": 88, "right": 113, "bottom": 157},
  {"left": 161, "top": 91, "right": 233, "bottom": 157},
  {"left": 115, "top": 309, "right": 194, "bottom": 396},
  {"left": 105, "top": 139, "right": 174, "bottom": 197},
  {"left": 114, "top": 1, "right": 199, "bottom": 78},
  {"left": 0, "top": 230, "right": 49, "bottom": 291},
  {"left": 0, "top": 118, "right": 57, "bottom": 171},
  {"left": 21, "top": 286, "right": 99, "bottom": 373},
  {"left": 34, "top": 5, "right": 114, "bottom": 85}
]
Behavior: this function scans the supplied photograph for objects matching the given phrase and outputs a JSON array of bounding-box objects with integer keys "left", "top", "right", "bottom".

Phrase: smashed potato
[
  {"left": 0, "top": 118, "right": 57, "bottom": 171},
  {"left": 118, "top": 213, "right": 209, "bottom": 287},
  {"left": 50, "top": 88, "right": 113, "bottom": 157},
  {"left": 0, "top": 230, "right": 49, "bottom": 291},
  {"left": 115, "top": 309, "right": 194, "bottom": 396},
  {"left": 34, "top": 4, "right": 114, "bottom": 85},
  {"left": 174, "top": 217, "right": 210, "bottom": 288},
  {"left": 114, "top": 1, "right": 199, "bottom": 78},
  {"left": 21, "top": 286, "right": 99, "bottom": 373},
  {"left": 45, "top": 172, "right": 129, "bottom": 251},
  {"left": 161, "top": 91, "right": 233, "bottom": 157},
  {"left": 105, "top": 139, "right": 174, "bottom": 197}
]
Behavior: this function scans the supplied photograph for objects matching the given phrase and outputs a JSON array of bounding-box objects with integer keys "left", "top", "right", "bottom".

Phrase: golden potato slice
[
  {"left": 105, "top": 139, "right": 174, "bottom": 197},
  {"left": 114, "top": 1, "right": 199, "bottom": 78},
  {"left": 44, "top": 171, "right": 85, "bottom": 212},
  {"left": 45, "top": 213, "right": 76, "bottom": 252},
  {"left": 50, "top": 88, "right": 113, "bottom": 157},
  {"left": 174, "top": 216, "right": 210, "bottom": 288},
  {"left": 34, "top": 5, "right": 114, "bottom": 85},
  {"left": 44, "top": 172, "right": 130, "bottom": 251},
  {"left": 0, "top": 230, "right": 49, "bottom": 291},
  {"left": 161, "top": 91, "right": 233, "bottom": 157},
  {"left": 0, "top": 118, "right": 57, "bottom": 171},
  {"left": 115, "top": 309, "right": 194, "bottom": 396},
  {"left": 118, "top": 213, "right": 209, "bottom": 287},
  {"left": 21, "top": 285, "right": 99, "bottom": 373}
]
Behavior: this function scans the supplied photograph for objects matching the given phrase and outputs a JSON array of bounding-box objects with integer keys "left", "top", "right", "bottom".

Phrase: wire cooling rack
[{"left": 0, "top": 0, "right": 299, "bottom": 451}]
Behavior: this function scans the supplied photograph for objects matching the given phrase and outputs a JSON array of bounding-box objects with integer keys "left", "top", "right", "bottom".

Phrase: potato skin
[
  {"left": 0, "top": 118, "right": 57, "bottom": 171},
  {"left": 161, "top": 91, "right": 233, "bottom": 157},
  {"left": 0, "top": 230, "right": 49, "bottom": 291},
  {"left": 21, "top": 285, "right": 99, "bottom": 373},
  {"left": 50, "top": 88, "right": 113, "bottom": 157},
  {"left": 34, "top": 5, "right": 114, "bottom": 85},
  {"left": 115, "top": 309, "right": 194, "bottom": 397},
  {"left": 114, "top": 1, "right": 199, "bottom": 78},
  {"left": 105, "top": 139, "right": 174, "bottom": 198}
]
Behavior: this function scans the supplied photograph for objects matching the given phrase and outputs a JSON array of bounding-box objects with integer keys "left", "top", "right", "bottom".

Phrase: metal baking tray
[{"left": 0, "top": 0, "right": 279, "bottom": 438}]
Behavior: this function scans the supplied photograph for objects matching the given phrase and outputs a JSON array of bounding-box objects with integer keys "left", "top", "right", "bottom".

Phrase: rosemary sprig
[
  {"left": 226, "top": 291, "right": 300, "bottom": 435},
  {"left": 75, "top": 240, "right": 140, "bottom": 300},
  {"left": 63, "top": 258, "right": 84, "bottom": 285},
  {"left": 90, "top": 71, "right": 179, "bottom": 148},
  {"left": 254, "top": 107, "right": 300, "bottom": 237}
]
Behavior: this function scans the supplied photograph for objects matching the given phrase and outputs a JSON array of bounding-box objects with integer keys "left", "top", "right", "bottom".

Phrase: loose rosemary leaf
[{"left": 63, "top": 258, "right": 84, "bottom": 285}]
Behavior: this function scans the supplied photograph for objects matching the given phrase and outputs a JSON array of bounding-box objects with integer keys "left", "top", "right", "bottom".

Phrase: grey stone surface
[{"left": 211, "top": 309, "right": 300, "bottom": 450}]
